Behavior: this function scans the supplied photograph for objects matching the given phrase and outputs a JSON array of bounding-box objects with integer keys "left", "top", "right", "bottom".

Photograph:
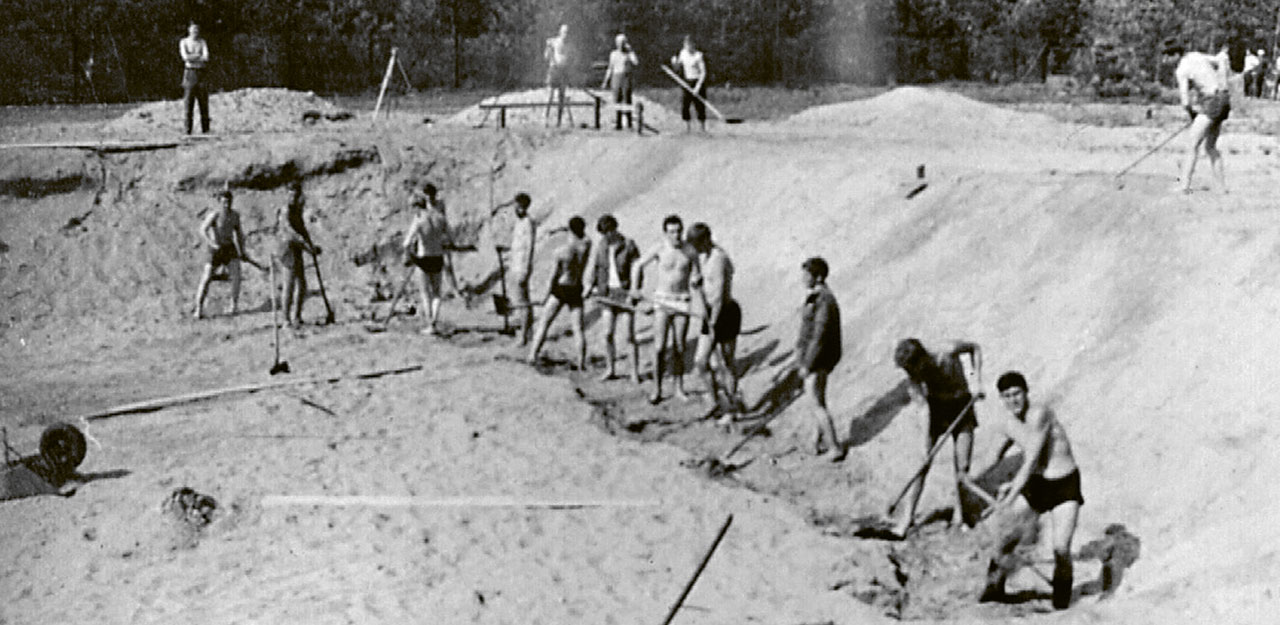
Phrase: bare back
[
  {"left": 1177, "top": 51, "right": 1230, "bottom": 106},
  {"left": 554, "top": 237, "right": 591, "bottom": 288}
]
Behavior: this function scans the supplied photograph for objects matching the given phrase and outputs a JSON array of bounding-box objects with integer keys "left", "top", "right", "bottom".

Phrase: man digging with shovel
[
  {"left": 971, "top": 371, "right": 1083, "bottom": 611},
  {"left": 275, "top": 180, "right": 323, "bottom": 327},
  {"left": 402, "top": 183, "right": 453, "bottom": 336},
  {"left": 889, "top": 337, "right": 984, "bottom": 539}
]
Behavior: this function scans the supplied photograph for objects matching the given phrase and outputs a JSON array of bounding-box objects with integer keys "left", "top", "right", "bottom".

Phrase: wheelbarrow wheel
[{"left": 40, "top": 422, "right": 87, "bottom": 477}]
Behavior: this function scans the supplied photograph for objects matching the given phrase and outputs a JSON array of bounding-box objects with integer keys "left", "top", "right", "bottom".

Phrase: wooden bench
[
  {"left": 478, "top": 97, "right": 648, "bottom": 134},
  {"left": 478, "top": 100, "right": 604, "bottom": 129}
]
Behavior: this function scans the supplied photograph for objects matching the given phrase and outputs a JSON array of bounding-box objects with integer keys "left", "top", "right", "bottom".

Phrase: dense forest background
[{"left": 1, "top": 0, "right": 1278, "bottom": 104}]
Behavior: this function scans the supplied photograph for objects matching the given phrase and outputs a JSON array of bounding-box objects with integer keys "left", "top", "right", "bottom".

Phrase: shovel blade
[{"left": 270, "top": 361, "right": 291, "bottom": 375}]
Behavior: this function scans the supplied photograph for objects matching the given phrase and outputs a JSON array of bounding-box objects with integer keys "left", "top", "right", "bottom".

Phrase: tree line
[{"left": 1, "top": 0, "right": 1277, "bottom": 105}]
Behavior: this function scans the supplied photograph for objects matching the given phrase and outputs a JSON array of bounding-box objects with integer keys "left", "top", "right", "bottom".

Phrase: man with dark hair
[
  {"left": 891, "top": 336, "right": 984, "bottom": 537},
  {"left": 193, "top": 187, "right": 254, "bottom": 319},
  {"left": 601, "top": 34, "right": 639, "bottom": 130},
  {"left": 509, "top": 192, "right": 537, "bottom": 346},
  {"left": 688, "top": 223, "right": 741, "bottom": 412},
  {"left": 583, "top": 214, "right": 642, "bottom": 382},
  {"left": 1173, "top": 42, "right": 1231, "bottom": 193},
  {"left": 179, "top": 22, "right": 211, "bottom": 134},
  {"left": 528, "top": 216, "right": 592, "bottom": 369},
  {"left": 972, "top": 371, "right": 1083, "bottom": 611},
  {"left": 631, "top": 214, "right": 702, "bottom": 404},
  {"left": 403, "top": 182, "right": 452, "bottom": 335},
  {"left": 793, "top": 257, "right": 844, "bottom": 461}
]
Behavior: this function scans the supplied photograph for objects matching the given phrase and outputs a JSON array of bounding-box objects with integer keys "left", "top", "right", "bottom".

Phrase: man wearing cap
[
  {"left": 601, "top": 34, "right": 639, "bottom": 130},
  {"left": 193, "top": 188, "right": 252, "bottom": 319},
  {"left": 179, "top": 22, "right": 211, "bottom": 134}
]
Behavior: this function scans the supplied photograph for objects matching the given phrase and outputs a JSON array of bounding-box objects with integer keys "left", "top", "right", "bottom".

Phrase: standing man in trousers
[{"left": 180, "top": 21, "right": 211, "bottom": 135}]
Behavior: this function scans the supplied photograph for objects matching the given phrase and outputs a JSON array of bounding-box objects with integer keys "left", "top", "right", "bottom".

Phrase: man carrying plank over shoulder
[
  {"left": 891, "top": 337, "right": 984, "bottom": 537},
  {"left": 670, "top": 35, "right": 706, "bottom": 132},
  {"left": 972, "top": 371, "right": 1083, "bottom": 611}
]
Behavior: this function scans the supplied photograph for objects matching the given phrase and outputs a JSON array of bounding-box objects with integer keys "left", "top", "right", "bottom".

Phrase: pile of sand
[
  {"left": 785, "top": 86, "right": 1056, "bottom": 140},
  {"left": 448, "top": 88, "right": 682, "bottom": 129},
  {"left": 103, "top": 88, "right": 353, "bottom": 137}
]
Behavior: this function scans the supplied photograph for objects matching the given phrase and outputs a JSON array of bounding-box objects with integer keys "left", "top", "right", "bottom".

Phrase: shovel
[
  {"left": 660, "top": 65, "right": 743, "bottom": 124},
  {"left": 885, "top": 394, "right": 981, "bottom": 516},
  {"left": 309, "top": 249, "right": 335, "bottom": 325},
  {"left": 268, "top": 260, "right": 290, "bottom": 375},
  {"left": 365, "top": 267, "right": 414, "bottom": 333}
]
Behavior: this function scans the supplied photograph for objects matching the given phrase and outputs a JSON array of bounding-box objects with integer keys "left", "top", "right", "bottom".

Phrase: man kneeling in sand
[
  {"left": 971, "top": 371, "right": 1083, "bottom": 611},
  {"left": 528, "top": 216, "right": 592, "bottom": 369}
]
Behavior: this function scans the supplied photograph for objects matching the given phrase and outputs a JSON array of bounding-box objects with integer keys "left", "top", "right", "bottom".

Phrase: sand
[{"left": 2, "top": 86, "right": 1279, "bottom": 623}]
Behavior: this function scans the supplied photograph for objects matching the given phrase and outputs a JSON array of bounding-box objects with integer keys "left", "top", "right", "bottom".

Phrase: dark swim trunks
[
  {"left": 927, "top": 393, "right": 977, "bottom": 441},
  {"left": 209, "top": 244, "right": 237, "bottom": 268},
  {"left": 409, "top": 255, "right": 444, "bottom": 274},
  {"left": 277, "top": 240, "right": 306, "bottom": 275},
  {"left": 549, "top": 283, "right": 584, "bottom": 308},
  {"left": 1200, "top": 91, "right": 1230, "bottom": 123},
  {"left": 701, "top": 298, "right": 742, "bottom": 343},
  {"left": 1022, "top": 469, "right": 1085, "bottom": 514}
]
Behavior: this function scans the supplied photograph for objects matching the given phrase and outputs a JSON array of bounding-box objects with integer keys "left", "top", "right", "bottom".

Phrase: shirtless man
[
  {"left": 276, "top": 181, "right": 321, "bottom": 326},
  {"left": 583, "top": 214, "right": 642, "bottom": 382},
  {"left": 601, "top": 34, "right": 639, "bottom": 130},
  {"left": 972, "top": 371, "right": 1083, "bottom": 611},
  {"left": 402, "top": 183, "right": 452, "bottom": 335},
  {"left": 687, "top": 223, "right": 741, "bottom": 412},
  {"left": 528, "top": 216, "right": 592, "bottom": 369},
  {"left": 544, "top": 24, "right": 572, "bottom": 127},
  {"left": 193, "top": 188, "right": 255, "bottom": 319},
  {"left": 892, "top": 337, "right": 984, "bottom": 538},
  {"left": 631, "top": 215, "right": 702, "bottom": 404},
  {"left": 1170, "top": 42, "right": 1231, "bottom": 193}
]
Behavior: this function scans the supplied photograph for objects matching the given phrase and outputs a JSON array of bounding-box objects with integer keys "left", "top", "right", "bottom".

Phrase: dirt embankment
[{"left": 3, "top": 88, "right": 1280, "bottom": 623}]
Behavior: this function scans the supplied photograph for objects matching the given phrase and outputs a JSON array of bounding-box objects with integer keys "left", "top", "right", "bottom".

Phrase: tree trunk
[{"left": 452, "top": 0, "right": 461, "bottom": 88}]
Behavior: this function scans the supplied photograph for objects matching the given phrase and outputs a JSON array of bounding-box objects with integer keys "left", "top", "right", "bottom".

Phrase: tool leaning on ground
[
  {"left": 1114, "top": 120, "right": 1192, "bottom": 188},
  {"left": 308, "top": 249, "right": 335, "bottom": 325},
  {"left": 885, "top": 393, "right": 983, "bottom": 517},
  {"left": 267, "top": 259, "right": 290, "bottom": 375},
  {"left": 660, "top": 65, "right": 743, "bottom": 124}
]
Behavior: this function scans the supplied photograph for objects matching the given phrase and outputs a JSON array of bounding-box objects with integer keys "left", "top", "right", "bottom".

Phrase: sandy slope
[{"left": 3, "top": 87, "right": 1280, "bottom": 623}]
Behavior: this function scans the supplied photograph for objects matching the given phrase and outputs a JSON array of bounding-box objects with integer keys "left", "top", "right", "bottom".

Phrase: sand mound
[
  {"left": 103, "top": 88, "right": 353, "bottom": 137},
  {"left": 448, "top": 88, "right": 682, "bottom": 129},
  {"left": 787, "top": 86, "right": 1055, "bottom": 139}
]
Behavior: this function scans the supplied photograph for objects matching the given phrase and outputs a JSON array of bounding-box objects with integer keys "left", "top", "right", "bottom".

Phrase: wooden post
[
  {"left": 594, "top": 97, "right": 601, "bottom": 129},
  {"left": 636, "top": 102, "right": 644, "bottom": 135},
  {"left": 372, "top": 48, "right": 398, "bottom": 120},
  {"left": 499, "top": 107, "right": 507, "bottom": 129}
]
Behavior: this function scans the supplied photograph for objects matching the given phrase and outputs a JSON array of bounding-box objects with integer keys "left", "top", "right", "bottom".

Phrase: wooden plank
[
  {"left": 0, "top": 141, "right": 182, "bottom": 152},
  {"left": 82, "top": 364, "right": 424, "bottom": 422},
  {"left": 478, "top": 101, "right": 599, "bottom": 110},
  {"left": 261, "top": 495, "right": 659, "bottom": 508}
]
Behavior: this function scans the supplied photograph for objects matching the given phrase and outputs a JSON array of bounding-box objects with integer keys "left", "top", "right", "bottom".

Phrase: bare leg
[
  {"left": 516, "top": 280, "right": 533, "bottom": 346},
  {"left": 981, "top": 496, "right": 1035, "bottom": 601},
  {"left": 414, "top": 268, "right": 433, "bottom": 333},
  {"left": 952, "top": 427, "right": 974, "bottom": 526},
  {"left": 693, "top": 332, "right": 717, "bottom": 402},
  {"left": 570, "top": 305, "right": 586, "bottom": 370},
  {"left": 1049, "top": 500, "right": 1080, "bottom": 610},
  {"left": 671, "top": 313, "right": 691, "bottom": 401},
  {"left": 600, "top": 307, "right": 618, "bottom": 380},
  {"left": 807, "top": 371, "right": 844, "bottom": 461},
  {"left": 623, "top": 311, "right": 641, "bottom": 384},
  {"left": 426, "top": 271, "right": 443, "bottom": 332},
  {"left": 193, "top": 263, "right": 215, "bottom": 319},
  {"left": 527, "top": 297, "right": 563, "bottom": 364},
  {"left": 1179, "top": 115, "right": 1211, "bottom": 193},
  {"left": 719, "top": 339, "right": 739, "bottom": 401},
  {"left": 1204, "top": 121, "right": 1226, "bottom": 193},
  {"left": 893, "top": 429, "right": 939, "bottom": 537},
  {"left": 227, "top": 261, "right": 242, "bottom": 315},
  {"left": 650, "top": 308, "right": 672, "bottom": 404}
]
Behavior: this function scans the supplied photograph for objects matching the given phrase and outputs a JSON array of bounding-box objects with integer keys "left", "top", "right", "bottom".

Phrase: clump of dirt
[
  {"left": 104, "top": 88, "right": 353, "bottom": 137},
  {"left": 162, "top": 486, "right": 218, "bottom": 529},
  {"left": 448, "top": 88, "right": 683, "bottom": 128}
]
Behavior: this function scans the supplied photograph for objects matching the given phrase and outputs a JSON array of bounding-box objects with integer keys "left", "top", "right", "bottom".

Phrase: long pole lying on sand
[
  {"left": 660, "top": 514, "right": 734, "bottom": 625},
  {"left": 261, "top": 495, "right": 659, "bottom": 509}
]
